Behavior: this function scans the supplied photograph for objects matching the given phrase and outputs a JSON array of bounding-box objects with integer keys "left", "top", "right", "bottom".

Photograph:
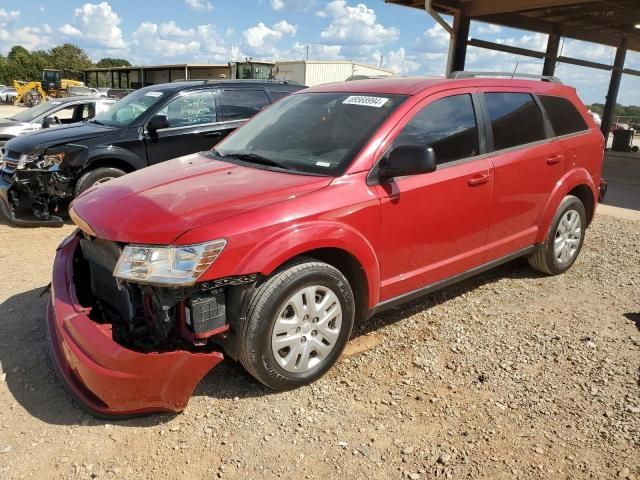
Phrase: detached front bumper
[
  {"left": 0, "top": 174, "right": 64, "bottom": 227},
  {"left": 47, "top": 234, "right": 224, "bottom": 418}
]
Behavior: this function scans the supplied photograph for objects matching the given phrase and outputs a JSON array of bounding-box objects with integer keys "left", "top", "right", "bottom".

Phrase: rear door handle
[
  {"left": 547, "top": 154, "right": 563, "bottom": 165},
  {"left": 468, "top": 173, "right": 491, "bottom": 186}
]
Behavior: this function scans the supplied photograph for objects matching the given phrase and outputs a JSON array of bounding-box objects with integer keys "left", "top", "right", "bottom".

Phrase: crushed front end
[
  {"left": 48, "top": 230, "right": 254, "bottom": 417},
  {"left": 0, "top": 146, "right": 83, "bottom": 226}
]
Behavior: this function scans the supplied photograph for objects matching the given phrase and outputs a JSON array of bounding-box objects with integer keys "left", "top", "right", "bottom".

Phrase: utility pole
[
  {"left": 379, "top": 54, "right": 383, "bottom": 68},
  {"left": 306, "top": 45, "right": 309, "bottom": 61}
]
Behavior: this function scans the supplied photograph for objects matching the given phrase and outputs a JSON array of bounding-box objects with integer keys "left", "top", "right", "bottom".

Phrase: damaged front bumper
[
  {"left": 47, "top": 234, "right": 224, "bottom": 418},
  {"left": 0, "top": 170, "right": 65, "bottom": 227},
  {"left": 0, "top": 174, "right": 64, "bottom": 226}
]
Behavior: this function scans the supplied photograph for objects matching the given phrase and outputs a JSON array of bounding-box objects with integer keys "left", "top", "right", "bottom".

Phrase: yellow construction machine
[{"left": 13, "top": 69, "right": 85, "bottom": 107}]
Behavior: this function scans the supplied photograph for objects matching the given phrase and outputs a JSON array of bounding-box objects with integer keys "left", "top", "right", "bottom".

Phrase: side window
[
  {"left": 76, "top": 103, "right": 94, "bottom": 120},
  {"left": 51, "top": 105, "right": 75, "bottom": 121},
  {"left": 157, "top": 90, "right": 216, "bottom": 128},
  {"left": 485, "top": 92, "right": 545, "bottom": 150},
  {"left": 539, "top": 95, "right": 588, "bottom": 136},
  {"left": 393, "top": 94, "right": 479, "bottom": 165},
  {"left": 220, "top": 89, "right": 271, "bottom": 121},
  {"left": 267, "top": 90, "right": 290, "bottom": 102}
]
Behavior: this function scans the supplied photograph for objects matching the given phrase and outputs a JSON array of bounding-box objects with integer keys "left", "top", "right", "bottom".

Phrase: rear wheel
[
  {"left": 528, "top": 195, "right": 586, "bottom": 275},
  {"left": 75, "top": 167, "right": 127, "bottom": 196},
  {"left": 239, "top": 259, "right": 355, "bottom": 391}
]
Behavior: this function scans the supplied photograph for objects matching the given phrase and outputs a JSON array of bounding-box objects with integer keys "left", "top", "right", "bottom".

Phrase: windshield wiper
[
  {"left": 89, "top": 119, "right": 104, "bottom": 125},
  {"left": 225, "top": 152, "right": 293, "bottom": 171}
]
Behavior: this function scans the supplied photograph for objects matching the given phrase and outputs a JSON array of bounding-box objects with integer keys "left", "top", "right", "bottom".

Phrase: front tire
[
  {"left": 75, "top": 167, "right": 126, "bottom": 196},
  {"left": 239, "top": 259, "right": 355, "bottom": 391},
  {"left": 528, "top": 195, "right": 587, "bottom": 275}
]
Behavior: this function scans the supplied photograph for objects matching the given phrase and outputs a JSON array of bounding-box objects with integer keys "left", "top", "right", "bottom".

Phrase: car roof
[
  {"left": 140, "top": 80, "right": 304, "bottom": 94},
  {"left": 304, "top": 76, "right": 573, "bottom": 96},
  {"left": 44, "top": 96, "right": 113, "bottom": 105}
]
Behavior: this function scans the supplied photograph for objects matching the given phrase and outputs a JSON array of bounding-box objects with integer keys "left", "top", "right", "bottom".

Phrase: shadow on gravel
[
  {"left": 623, "top": 312, "right": 640, "bottom": 331},
  {"left": 1, "top": 257, "right": 540, "bottom": 425}
]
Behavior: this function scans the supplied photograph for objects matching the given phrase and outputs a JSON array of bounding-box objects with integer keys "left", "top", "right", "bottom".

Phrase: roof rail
[{"left": 449, "top": 71, "right": 562, "bottom": 83}]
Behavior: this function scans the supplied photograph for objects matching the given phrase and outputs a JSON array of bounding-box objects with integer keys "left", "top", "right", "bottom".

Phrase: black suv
[{"left": 0, "top": 80, "right": 303, "bottom": 226}]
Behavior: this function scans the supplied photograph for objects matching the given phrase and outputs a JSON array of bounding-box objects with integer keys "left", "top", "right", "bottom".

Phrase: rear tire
[
  {"left": 238, "top": 259, "right": 355, "bottom": 391},
  {"left": 75, "top": 167, "right": 126, "bottom": 196},
  {"left": 528, "top": 195, "right": 586, "bottom": 275}
]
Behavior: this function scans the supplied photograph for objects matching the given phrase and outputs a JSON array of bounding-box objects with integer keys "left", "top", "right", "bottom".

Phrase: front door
[
  {"left": 377, "top": 91, "right": 494, "bottom": 301},
  {"left": 144, "top": 89, "right": 226, "bottom": 164}
]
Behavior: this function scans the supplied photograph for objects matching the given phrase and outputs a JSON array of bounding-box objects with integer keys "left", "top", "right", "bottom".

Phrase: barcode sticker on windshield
[
  {"left": 145, "top": 91, "right": 163, "bottom": 97},
  {"left": 316, "top": 161, "right": 331, "bottom": 167},
  {"left": 342, "top": 96, "right": 389, "bottom": 108}
]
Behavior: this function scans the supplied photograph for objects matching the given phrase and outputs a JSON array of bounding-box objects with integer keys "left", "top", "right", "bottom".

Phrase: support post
[
  {"left": 601, "top": 39, "right": 627, "bottom": 138},
  {"left": 542, "top": 32, "right": 560, "bottom": 77},
  {"left": 447, "top": 12, "right": 470, "bottom": 74}
]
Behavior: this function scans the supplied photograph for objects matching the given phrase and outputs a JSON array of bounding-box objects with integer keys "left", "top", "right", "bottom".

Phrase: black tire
[
  {"left": 75, "top": 167, "right": 126, "bottom": 196},
  {"left": 239, "top": 259, "right": 355, "bottom": 391},
  {"left": 528, "top": 195, "right": 587, "bottom": 275}
]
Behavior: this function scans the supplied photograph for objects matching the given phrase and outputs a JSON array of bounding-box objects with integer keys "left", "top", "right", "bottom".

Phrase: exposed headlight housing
[
  {"left": 113, "top": 240, "right": 227, "bottom": 286},
  {"left": 18, "top": 152, "right": 65, "bottom": 170}
]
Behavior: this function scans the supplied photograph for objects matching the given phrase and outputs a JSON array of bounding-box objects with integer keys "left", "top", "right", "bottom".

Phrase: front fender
[
  {"left": 81, "top": 146, "right": 146, "bottom": 171},
  {"left": 535, "top": 167, "right": 597, "bottom": 244},
  {"left": 236, "top": 221, "right": 381, "bottom": 308}
]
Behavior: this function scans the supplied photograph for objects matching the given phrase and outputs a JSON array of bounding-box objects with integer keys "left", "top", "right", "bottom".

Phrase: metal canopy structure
[{"left": 386, "top": 0, "right": 640, "bottom": 136}]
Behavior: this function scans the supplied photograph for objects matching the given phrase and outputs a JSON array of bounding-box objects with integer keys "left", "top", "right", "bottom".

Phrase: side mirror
[
  {"left": 148, "top": 115, "right": 169, "bottom": 132},
  {"left": 379, "top": 145, "right": 437, "bottom": 180},
  {"left": 42, "top": 116, "right": 56, "bottom": 128}
]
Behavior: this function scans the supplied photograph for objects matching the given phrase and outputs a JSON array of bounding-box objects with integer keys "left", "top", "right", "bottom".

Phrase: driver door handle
[{"left": 468, "top": 172, "right": 491, "bottom": 186}]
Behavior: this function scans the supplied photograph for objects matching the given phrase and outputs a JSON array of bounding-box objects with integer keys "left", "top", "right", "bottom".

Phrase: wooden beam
[
  {"left": 556, "top": 55, "right": 613, "bottom": 70},
  {"left": 601, "top": 39, "right": 627, "bottom": 136},
  {"left": 543, "top": 32, "right": 561, "bottom": 75},
  {"left": 467, "top": 38, "right": 546, "bottom": 59},
  {"left": 464, "top": 0, "right": 599, "bottom": 17}
]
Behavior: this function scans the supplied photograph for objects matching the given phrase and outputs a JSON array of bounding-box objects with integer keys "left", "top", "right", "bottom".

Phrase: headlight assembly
[{"left": 113, "top": 239, "right": 227, "bottom": 286}]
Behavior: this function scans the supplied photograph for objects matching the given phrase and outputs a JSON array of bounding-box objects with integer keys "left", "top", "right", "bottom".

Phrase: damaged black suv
[{"left": 0, "top": 80, "right": 303, "bottom": 226}]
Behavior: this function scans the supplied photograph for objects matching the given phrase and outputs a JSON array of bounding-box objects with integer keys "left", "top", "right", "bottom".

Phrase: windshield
[
  {"left": 91, "top": 88, "right": 166, "bottom": 127},
  {"left": 212, "top": 92, "right": 406, "bottom": 176},
  {"left": 11, "top": 101, "right": 67, "bottom": 122}
]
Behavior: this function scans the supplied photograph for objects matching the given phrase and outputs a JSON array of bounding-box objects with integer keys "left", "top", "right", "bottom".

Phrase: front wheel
[
  {"left": 528, "top": 195, "right": 587, "bottom": 275},
  {"left": 239, "top": 259, "right": 355, "bottom": 391},
  {"left": 75, "top": 167, "right": 127, "bottom": 196}
]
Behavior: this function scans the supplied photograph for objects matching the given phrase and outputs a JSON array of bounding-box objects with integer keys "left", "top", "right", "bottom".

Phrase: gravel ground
[{"left": 0, "top": 211, "right": 638, "bottom": 480}]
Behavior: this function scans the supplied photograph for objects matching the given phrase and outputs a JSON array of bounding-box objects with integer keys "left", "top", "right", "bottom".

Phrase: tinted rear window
[
  {"left": 539, "top": 95, "right": 588, "bottom": 136},
  {"left": 485, "top": 92, "right": 546, "bottom": 150},
  {"left": 220, "top": 89, "right": 271, "bottom": 121}
]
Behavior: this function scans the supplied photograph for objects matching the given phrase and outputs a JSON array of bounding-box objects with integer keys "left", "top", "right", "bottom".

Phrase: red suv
[{"left": 48, "top": 75, "right": 605, "bottom": 417}]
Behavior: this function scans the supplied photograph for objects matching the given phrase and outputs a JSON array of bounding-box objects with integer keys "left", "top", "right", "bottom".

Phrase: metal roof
[{"left": 386, "top": 0, "right": 640, "bottom": 50}]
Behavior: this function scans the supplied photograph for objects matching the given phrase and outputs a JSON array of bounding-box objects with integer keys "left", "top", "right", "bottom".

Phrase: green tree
[
  {"left": 96, "top": 58, "right": 131, "bottom": 68},
  {"left": 49, "top": 43, "right": 92, "bottom": 79}
]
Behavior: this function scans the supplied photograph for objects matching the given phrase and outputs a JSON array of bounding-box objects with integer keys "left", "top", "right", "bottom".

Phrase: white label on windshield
[
  {"left": 315, "top": 161, "right": 331, "bottom": 167},
  {"left": 342, "top": 96, "right": 389, "bottom": 107},
  {"left": 50, "top": 101, "right": 62, "bottom": 105},
  {"left": 145, "top": 91, "right": 164, "bottom": 97}
]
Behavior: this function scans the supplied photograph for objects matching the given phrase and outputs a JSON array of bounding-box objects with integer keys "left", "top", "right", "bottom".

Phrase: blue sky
[{"left": 1, "top": 0, "right": 640, "bottom": 104}]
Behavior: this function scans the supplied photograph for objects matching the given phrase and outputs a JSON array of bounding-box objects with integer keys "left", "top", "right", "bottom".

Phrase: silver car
[{"left": 0, "top": 96, "right": 115, "bottom": 152}]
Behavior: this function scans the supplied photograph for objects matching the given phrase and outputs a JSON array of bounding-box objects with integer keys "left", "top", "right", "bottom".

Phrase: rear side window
[
  {"left": 393, "top": 94, "right": 479, "bottom": 165},
  {"left": 267, "top": 90, "right": 291, "bottom": 101},
  {"left": 485, "top": 92, "right": 545, "bottom": 150},
  {"left": 539, "top": 95, "right": 588, "bottom": 136},
  {"left": 220, "top": 89, "right": 271, "bottom": 121}
]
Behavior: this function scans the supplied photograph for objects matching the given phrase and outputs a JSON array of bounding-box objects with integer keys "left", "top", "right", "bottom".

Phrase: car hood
[
  {"left": 0, "top": 118, "right": 28, "bottom": 130},
  {"left": 4, "top": 122, "right": 114, "bottom": 153},
  {"left": 71, "top": 153, "right": 333, "bottom": 244}
]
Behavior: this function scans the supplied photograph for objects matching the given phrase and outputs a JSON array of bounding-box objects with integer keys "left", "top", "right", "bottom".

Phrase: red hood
[{"left": 72, "top": 154, "right": 332, "bottom": 244}]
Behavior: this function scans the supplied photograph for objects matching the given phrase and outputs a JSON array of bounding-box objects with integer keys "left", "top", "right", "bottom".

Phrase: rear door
[
  {"left": 481, "top": 90, "right": 564, "bottom": 260},
  {"left": 144, "top": 89, "right": 222, "bottom": 164}
]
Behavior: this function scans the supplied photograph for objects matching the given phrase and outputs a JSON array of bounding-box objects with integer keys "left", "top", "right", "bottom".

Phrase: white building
[{"left": 273, "top": 61, "right": 394, "bottom": 87}]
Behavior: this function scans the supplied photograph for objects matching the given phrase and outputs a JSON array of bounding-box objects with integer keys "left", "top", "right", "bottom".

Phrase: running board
[{"left": 368, "top": 246, "right": 537, "bottom": 317}]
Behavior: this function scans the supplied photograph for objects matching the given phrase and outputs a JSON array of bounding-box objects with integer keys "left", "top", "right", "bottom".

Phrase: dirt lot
[{"left": 0, "top": 207, "right": 639, "bottom": 479}]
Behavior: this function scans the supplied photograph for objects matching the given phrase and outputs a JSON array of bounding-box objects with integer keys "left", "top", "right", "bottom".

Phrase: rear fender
[
  {"left": 535, "top": 167, "right": 597, "bottom": 244},
  {"left": 236, "top": 221, "right": 380, "bottom": 308}
]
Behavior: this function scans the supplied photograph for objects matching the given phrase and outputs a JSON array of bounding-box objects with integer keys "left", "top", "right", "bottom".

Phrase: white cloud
[
  {"left": 414, "top": 23, "right": 449, "bottom": 53},
  {"left": 474, "top": 22, "right": 501, "bottom": 35},
  {"left": 242, "top": 20, "right": 297, "bottom": 57},
  {"left": 0, "top": 9, "right": 52, "bottom": 53},
  {"left": 320, "top": 1, "right": 398, "bottom": 46},
  {"left": 385, "top": 47, "right": 420, "bottom": 75},
  {"left": 59, "top": 2, "right": 125, "bottom": 49},
  {"left": 131, "top": 21, "right": 227, "bottom": 62},
  {"left": 271, "top": 0, "right": 315, "bottom": 11},
  {"left": 0, "top": 8, "right": 20, "bottom": 26},
  {"left": 185, "top": 0, "right": 213, "bottom": 12}
]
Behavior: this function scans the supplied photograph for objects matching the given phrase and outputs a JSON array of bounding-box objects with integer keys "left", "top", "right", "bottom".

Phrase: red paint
[
  {"left": 48, "top": 235, "right": 223, "bottom": 416},
  {"left": 56, "top": 77, "right": 603, "bottom": 415}
]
